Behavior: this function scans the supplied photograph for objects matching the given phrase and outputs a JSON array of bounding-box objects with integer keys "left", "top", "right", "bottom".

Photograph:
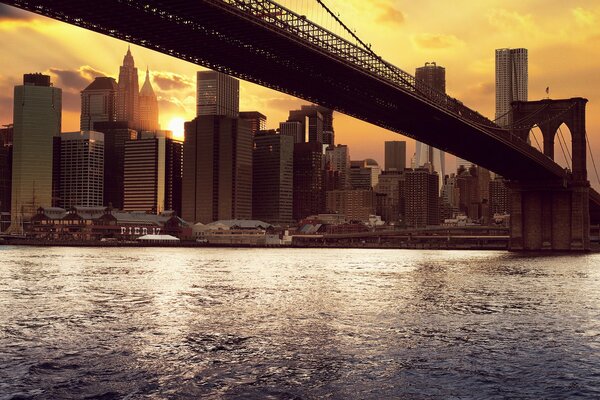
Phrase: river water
[{"left": 0, "top": 246, "right": 599, "bottom": 399}]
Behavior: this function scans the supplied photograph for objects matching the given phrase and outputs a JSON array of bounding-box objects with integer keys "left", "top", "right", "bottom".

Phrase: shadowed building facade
[
  {"left": 293, "top": 141, "right": 324, "bottom": 221},
  {"left": 183, "top": 71, "right": 251, "bottom": 224},
  {"left": 252, "top": 130, "right": 293, "bottom": 225}
]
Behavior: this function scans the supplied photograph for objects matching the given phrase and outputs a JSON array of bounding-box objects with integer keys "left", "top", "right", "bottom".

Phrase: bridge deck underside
[
  {"left": 3, "top": 0, "right": 571, "bottom": 182},
  {"left": 5, "top": 0, "right": 600, "bottom": 219}
]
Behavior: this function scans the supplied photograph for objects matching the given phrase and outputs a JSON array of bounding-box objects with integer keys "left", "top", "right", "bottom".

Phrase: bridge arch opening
[
  {"left": 528, "top": 126, "right": 544, "bottom": 153},
  {"left": 553, "top": 122, "right": 573, "bottom": 172}
]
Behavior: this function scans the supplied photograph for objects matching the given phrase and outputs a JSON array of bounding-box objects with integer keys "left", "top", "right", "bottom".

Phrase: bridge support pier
[{"left": 508, "top": 181, "right": 590, "bottom": 251}]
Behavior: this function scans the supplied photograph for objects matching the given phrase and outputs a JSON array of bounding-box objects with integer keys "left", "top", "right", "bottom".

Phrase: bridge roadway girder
[{"left": 0, "top": 0, "right": 570, "bottom": 181}]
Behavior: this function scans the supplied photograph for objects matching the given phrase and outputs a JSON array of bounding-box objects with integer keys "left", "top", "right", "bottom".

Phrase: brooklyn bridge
[{"left": 2, "top": 0, "right": 599, "bottom": 250}]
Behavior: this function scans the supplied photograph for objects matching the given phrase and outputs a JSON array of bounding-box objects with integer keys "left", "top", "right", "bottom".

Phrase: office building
[
  {"left": 252, "top": 130, "right": 294, "bottom": 225},
  {"left": 183, "top": 116, "right": 252, "bottom": 223},
  {"left": 489, "top": 176, "right": 510, "bottom": 216},
  {"left": 440, "top": 173, "right": 460, "bottom": 220},
  {"left": 116, "top": 46, "right": 140, "bottom": 129},
  {"left": 496, "top": 48, "right": 528, "bottom": 127},
  {"left": 414, "top": 62, "right": 446, "bottom": 190},
  {"left": 60, "top": 131, "right": 104, "bottom": 208},
  {"left": 350, "top": 159, "right": 381, "bottom": 189},
  {"left": 0, "top": 125, "right": 13, "bottom": 214},
  {"left": 287, "top": 106, "right": 325, "bottom": 144},
  {"left": 123, "top": 131, "right": 182, "bottom": 214},
  {"left": 184, "top": 71, "right": 251, "bottom": 223},
  {"left": 325, "top": 144, "right": 351, "bottom": 190},
  {"left": 375, "top": 170, "right": 405, "bottom": 223},
  {"left": 80, "top": 77, "right": 117, "bottom": 131},
  {"left": 93, "top": 121, "right": 137, "bottom": 209},
  {"left": 384, "top": 141, "right": 406, "bottom": 171},
  {"left": 293, "top": 141, "right": 324, "bottom": 221},
  {"left": 196, "top": 71, "right": 239, "bottom": 118},
  {"left": 404, "top": 168, "right": 439, "bottom": 228},
  {"left": 456, "top": 165, "right": 490, "bottom": 222},
  {"left": 240, "top": 111, "right": 267, "bottom": 135},
  {"left": 138, "top": 68, "right": 160, "bottom": 132},
  {"left": 326, "top": 189, "right": 375, "bottom": 222},
  {"left": 10, "top": 73, "right": 61, "bottom": 232},
  {"left": 279, "top": 120, "right": 305, "bottom": 143}
]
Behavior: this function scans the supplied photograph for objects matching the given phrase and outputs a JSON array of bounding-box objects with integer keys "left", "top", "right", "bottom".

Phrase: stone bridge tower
[{"left": 508, "top": 98, "right": 590, "bottom": 251}]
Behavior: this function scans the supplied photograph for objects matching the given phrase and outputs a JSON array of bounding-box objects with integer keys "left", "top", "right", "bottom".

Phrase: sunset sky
[{"left": 1, "top": 1, "right": 600, "bottom": 186}]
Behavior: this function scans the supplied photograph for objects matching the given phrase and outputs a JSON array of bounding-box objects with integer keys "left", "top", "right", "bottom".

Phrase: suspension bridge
[{"left": 2, "top": 0, "right": 599, "bottom": 250}]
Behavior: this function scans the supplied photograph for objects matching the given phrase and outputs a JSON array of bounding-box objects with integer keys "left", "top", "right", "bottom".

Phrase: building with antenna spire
[
  {"left": 138, "top": 67, "right": 160, "bottom": 131},
  {"left": 116, "top": 46, "right": 140, "bottom": 129}
]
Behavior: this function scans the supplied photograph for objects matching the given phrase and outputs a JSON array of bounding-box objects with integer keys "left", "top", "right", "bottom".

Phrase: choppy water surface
[{"left": 1, "top": 247, "right": 599, "bottom": 399}]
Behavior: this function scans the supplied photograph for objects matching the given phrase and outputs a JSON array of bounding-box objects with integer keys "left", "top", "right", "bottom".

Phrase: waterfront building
[
  {"left": 138, "top": 68, "right": 160, "bottom": 131},
  {"left": 279, "top": 120, "right": 305, "bottom": 143},
  {"left": 440, "top": 173, "right": 460, "bottom": 220},
  {"left": 325, "top": 189, "right": 375, "bottom": 223},
  {"left": 123, "top": 131, "right": 182, "bottom": 214},
  {"left": 414, "top": 62, "right": 446, "bottom": 190},
  {"left": 384, "top": 141, "right": 406, "bottom": 171},
  {"left": 0, "top": 125, "right": 13, "bottom": 214},
  {"left": 116, "top": 46, "right": 140, "bottom": 129},
  {"left": 28, "top": 206, "right": 190, "bottom": 241},
  {"left": 196, "top": 71, "right": 239, "bottom": 118},
  {"left": 496, "top": 48, "right": 528, "bottom": 127},
  {"left": 293, "top": 141, "right": 324, "bottom": 221},
  {"left": 9, "top": 73, "right": 61, "bottom": 232},
  {"left": 92, "top": 121, "right": 137, "bottom": 210},
  {"left": 350, "top": 159, "right": 381, "bottom": 189},
  {"left": 252, "top": 130, "right": 294, "bottom": 225},
  {"left": 404, "top": 167, "right": 439, "bottom": 228},
  {"left": 239, "top": 111, "right": 267, "bottom": 135},
  {"left": 80, "top": 77, "right": 118, "bottom": 131},
  {"left": 60, "top": 131, "right": 104, "bottom": 208}
]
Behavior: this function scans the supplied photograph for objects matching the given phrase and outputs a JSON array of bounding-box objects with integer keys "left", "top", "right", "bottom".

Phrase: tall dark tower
[{"left": 116, "top": 46, "right": 139, "bottom": 129}]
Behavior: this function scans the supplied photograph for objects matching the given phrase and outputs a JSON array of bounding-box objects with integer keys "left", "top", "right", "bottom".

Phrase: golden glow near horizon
[
  {"left": 1, "top": 1, "right": 600, "bottom": 188},
  {"left": 167, "top": 117, "right": 186, "bottom": 141}
]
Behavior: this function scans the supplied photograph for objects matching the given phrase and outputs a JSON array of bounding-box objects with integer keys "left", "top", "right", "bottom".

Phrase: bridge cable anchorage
[{"left": 585, "top": 129, "right": 600, "bottom": 186}]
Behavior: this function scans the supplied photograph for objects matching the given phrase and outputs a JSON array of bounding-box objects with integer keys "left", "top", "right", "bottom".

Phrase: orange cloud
[
  {"left": 412, "top": 33, "right": 464, "bottom": 50},
  {"left": 375, "top": 4, "right": 405, "bottom": 26}
]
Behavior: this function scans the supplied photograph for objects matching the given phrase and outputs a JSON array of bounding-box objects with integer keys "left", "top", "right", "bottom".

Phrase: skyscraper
[
  {"left": 279, "top": 120, "right": 305, "bottom": 143},
  {"left": 116, "top": 46, "right": 139, "bottom": 129},
  {"left": 414, "top": 62, "right": 446, "bottom": 188},
  {"left": 495, "top": 48, "right": 528, "bottom": 127},
  {"left": 293, "top": 141, "right": 324, "bottom": 221},
  {"left": 123, "top": 131, "right": 182, "bottom": 214},
  {"left": 252, "top": 130, "right": 294, "bottom": 225},
  {"left": 404, "top": 168, "right": 439, "bottom": 228},
  {"left": 60, "top": 131, "right": 104, "bottom": 208},
  {"left": 196, "top": 71, "right": 239, "bottom": 118},
  {"left": 93, "top": 121, "right": 137, "bottom": 209},
  {"left": 80, "top": 77, "right": 117, "bottom": 131},
  {"left": 183, "top": 71, "right": 252, "bottom": 223},
  {"left": 384, "top": 141, "right": 406, "bottom": 171},
  {"left": 0, "top": 125, "right": 13, "bottom": 214},
  {"left": 10, "top": 73, "right": 61, "bottom": 232},
  {"left": 239, "top": 111, "right": 267, "bottom": 135},
  {"left": 288, "top": 106, "right": 324, "bottom": 144},
  {"left": 138, "top": 67, "right": 160, "bottom": 132}
]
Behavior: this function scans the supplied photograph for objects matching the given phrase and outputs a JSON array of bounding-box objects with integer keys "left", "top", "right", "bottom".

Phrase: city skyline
[{"left": 2, "top": 2, "right": 600, "bottom": 182}]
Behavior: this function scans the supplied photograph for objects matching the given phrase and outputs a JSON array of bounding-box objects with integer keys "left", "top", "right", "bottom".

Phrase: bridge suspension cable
[{"left": 586, "top": 131, "right": 600, "bottom": 187}]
